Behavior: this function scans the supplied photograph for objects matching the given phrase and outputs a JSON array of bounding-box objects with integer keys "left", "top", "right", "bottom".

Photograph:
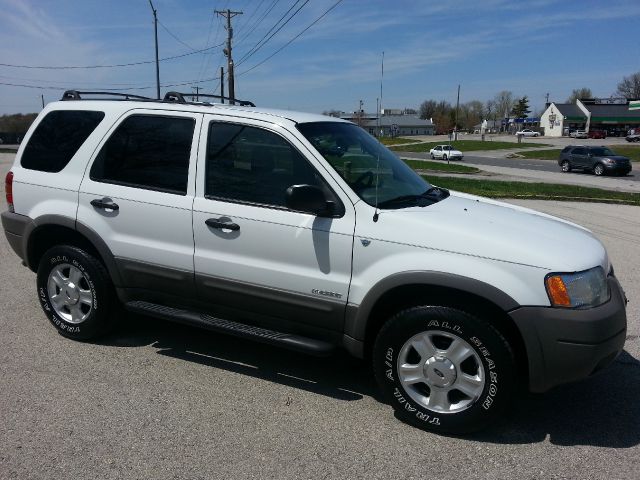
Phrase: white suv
[{"left": 2, "top": 91, "right": 627, "bottom": 434}]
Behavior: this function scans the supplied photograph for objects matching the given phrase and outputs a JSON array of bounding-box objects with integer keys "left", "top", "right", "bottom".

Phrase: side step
[{"left": 125, "top": 301, "right": 335, "bottom": 356}]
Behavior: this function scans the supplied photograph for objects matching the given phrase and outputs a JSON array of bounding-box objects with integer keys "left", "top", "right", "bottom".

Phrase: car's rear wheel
[
  {"left": 373, "top": 306, "right": 516, "bottom": 434},
  {"left": 443, "top": 154, "right": 448, "bottom": 161},
  {"left": 561, "top": 160, "right": 571, "bottom": 172},
  {"left": 36, "top": 245, "right": 117, "bottom": 340},
  {"left": 593, "top": 163, "right": 605, "bottom": 176}
]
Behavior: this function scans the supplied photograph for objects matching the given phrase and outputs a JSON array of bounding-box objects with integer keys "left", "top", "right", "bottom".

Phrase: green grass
[
  {"left": 606, "top": 144, "right": 640, "bottom": 162},
  {"left": 390, "top": 140, "right": 550, "bottom": 152},
  {"left": 379, "top": 137, "right": 416, "bottom": 146},
  {"left": 423, "top": 176, "right": 640, "bottom": 205},
  {"left": 515, "top": 149, "right": 562, "bottom": 160},
  {"left": 402, "top": 158, "right": 480, "bottom": 174},
  {"left": 515, "top": 145, "right": 640, "bottom": 162}
]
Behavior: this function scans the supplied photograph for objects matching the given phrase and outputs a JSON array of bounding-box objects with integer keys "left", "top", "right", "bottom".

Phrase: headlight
[{"left": 545, "top": 267, "right": 610, "bottom": 308}]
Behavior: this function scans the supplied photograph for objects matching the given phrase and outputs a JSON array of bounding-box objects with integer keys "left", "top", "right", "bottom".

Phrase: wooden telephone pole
[{"left": 215, "top": 9, "right": 242, "bottom": 105}]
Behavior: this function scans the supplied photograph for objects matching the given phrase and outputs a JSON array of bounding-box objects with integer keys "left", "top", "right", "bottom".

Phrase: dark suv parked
[{"left": 558, "top": 146, "right": 632, "bottom": 176}]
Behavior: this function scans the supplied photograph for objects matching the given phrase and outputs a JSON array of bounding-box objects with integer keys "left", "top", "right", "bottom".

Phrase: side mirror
[{"left": 286, "top": 184, "right": 333, "bottom": 216}]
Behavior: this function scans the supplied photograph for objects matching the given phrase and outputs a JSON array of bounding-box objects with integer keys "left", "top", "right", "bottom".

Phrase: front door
[{"left": 192, "top": 116, "right": 355, "bottom": 333}]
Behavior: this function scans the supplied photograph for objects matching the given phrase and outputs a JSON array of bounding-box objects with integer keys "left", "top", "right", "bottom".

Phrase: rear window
[{"left": 21, "top": 110, "right": 105, "bottom": 172}]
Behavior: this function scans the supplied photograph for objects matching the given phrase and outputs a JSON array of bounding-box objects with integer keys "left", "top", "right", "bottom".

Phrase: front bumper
[
  {"left": 603, "top": 163, "right": 632, "bottom": 174},
  {"left": 510, "top": 276, "right": 627, "bottom": 393}
]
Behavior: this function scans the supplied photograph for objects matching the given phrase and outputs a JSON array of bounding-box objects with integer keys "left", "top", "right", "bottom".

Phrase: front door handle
[
  {"left": 90, "top": 198, "right": 119, "bottom": 211},
  {"left": 206, "top": 218, "right": 240, "bottom": 231}
]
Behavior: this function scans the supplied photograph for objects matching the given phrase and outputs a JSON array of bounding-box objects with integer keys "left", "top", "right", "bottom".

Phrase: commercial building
[{"left": 540, "top": 99, "right": 640, "bottom": 137}]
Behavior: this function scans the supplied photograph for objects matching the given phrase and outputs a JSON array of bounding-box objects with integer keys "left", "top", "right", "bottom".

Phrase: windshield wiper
[{"left": 377, "top": 187, "right": 448, "bottom": 208}]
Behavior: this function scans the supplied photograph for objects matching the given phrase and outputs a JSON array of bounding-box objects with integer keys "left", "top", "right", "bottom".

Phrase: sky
[{"left": 0, "top": 0, "right": 639, "bottom": 116}]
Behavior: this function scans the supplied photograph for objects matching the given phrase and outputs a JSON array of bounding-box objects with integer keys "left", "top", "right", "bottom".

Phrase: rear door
[
  {"left": 570, "top": 147, "right": 588, "bottom": 168},
  {"left": 78, "top": 110, "right": 201, "bottom": 299},
  {"left": 192, "top": 116, "right": 355, "bottom": 333}
]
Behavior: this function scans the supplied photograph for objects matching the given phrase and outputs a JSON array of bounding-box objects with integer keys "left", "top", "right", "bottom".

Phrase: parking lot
[{"left": 1, "top": 154, "right": 639, "bottom": 479}]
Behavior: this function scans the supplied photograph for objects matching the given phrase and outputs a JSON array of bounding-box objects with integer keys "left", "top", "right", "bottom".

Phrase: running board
[{"left": 124, "top": 301, "right": 335, "bottom": 356}]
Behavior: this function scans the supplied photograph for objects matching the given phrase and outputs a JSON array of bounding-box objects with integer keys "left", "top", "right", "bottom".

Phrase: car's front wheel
[
  {"left": 36, "top": 245, "right": 117, "bottom": 340},
  {"left": 593, "top": 163, "right": 605, "bottom": 176},
  {"left": 561, "top": 160, "right": 571, "bottom": 172},
  {"left": 373, "top": 306, "right": 516, "bottom": 434}
]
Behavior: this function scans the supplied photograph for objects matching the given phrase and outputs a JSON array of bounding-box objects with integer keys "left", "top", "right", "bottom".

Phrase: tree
[
  {"left": 493, "top": 91, "right": 514, "bottom": 119},
  {"left": 566, "top": 88, "right": 593, "bottom": 103},
  {"left": 419, "top": 100, "right": 438, "bottom": 119},
  {"left": 616, "top": 72, "right": 640, "bottom": 99},
  {"left": 461, "top": 100, "right": 484, "bottom": 130},
  {"left": 322, "top": 110, "right": 341, "bottom": 118},
  {"left": 485, "top": 100, "right": 497, "bottom": 121},
  {"left": 511, "top": 96, "right": 531, "bottom": 119}
]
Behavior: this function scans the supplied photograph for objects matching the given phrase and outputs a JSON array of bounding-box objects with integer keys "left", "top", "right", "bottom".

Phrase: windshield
[
  {"left": 297, "top": 122, "right": 443, "bottom": 208},
  {"left": 590, "top": 147, "right": 615, "bottom": 156}
]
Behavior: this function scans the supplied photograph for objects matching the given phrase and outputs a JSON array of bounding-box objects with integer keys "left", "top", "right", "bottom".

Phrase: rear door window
[
  {"left": 90, "top": 114, "right": 195, "bottom": 195},
  {"left": 21, "top": 110, "right": 105, "bottom": 172}
]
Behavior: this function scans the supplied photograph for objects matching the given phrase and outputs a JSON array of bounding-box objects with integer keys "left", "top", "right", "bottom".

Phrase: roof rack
[
  {"left": 163, "top": 91, "right": 256, "bottom": 107},
  {"left": 62, "top": 90, "right": 152, "bottom": 101},
  {"left": 60, "top": 89, "right": 256, "bottom": 108}
]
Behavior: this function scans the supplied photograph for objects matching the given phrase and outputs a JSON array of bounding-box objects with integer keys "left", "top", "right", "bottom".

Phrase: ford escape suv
[{"left": 2, "top": 91, "right": 628, "bottom": 434}]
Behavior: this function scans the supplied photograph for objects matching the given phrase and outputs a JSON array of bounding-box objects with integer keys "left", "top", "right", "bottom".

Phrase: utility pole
[
  {"left": 148, "top": 0, "right": 160, "bottom": 99},
  {"left": 191, "top": 86, "right": 201, "bottom": 102},
  {"left": 220, "top": 66, "right": 225, "bottom": 103},
  {"left": 41, "top": 94, "right": 45, "bottom": 109},
  {"left": 216, "top": 9, "right": 243, "bottom": 105},
  {"left": 454, "top": 84, "right": 460, "bottom": 142},
  {"left": 545, "top": 92, "right": 550, "bottom": 105}
]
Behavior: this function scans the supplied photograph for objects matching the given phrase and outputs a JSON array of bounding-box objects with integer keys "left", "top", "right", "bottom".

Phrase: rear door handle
[
  {"left": 206, "top": 218, "right": 240, "bottom": 231},
  {"left": 90, "top": 198, "right": 119, "bottom": 211}
]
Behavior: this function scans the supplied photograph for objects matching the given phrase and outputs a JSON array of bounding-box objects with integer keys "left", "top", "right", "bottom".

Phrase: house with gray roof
[{"left": 339, "top": 111, "right": 435, "bottom": 136}]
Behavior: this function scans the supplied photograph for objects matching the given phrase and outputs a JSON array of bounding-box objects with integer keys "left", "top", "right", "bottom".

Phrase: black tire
[
  {"left": 443, "top": 154, "right": 448, "bottom": 161},
  {"left": 561, "top": 160, "right": 571, "bottom": 173},
  {"left": 593, "top": 163, "right": 605, "bottom": 176},
  {"left": 373, "top": 306, "right": 516, "bottom": 434},
  {"left": 431, "top": 153, "right": 435, "bottom": 159},
  {"left": 36, "top": 245, "right": 117, "bottom": 340}
]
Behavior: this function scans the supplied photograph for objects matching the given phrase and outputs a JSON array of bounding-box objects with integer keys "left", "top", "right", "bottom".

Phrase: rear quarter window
[{"left": 21, "top": 110, "right": 105, "bottom": 172}]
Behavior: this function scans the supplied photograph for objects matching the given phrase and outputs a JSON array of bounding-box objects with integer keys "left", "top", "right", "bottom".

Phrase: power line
[
  {"left": 238, "top": 0, "right": 343, "bottom": 76},
  {"left": 158, "top": 19, "right": 197, "bottom": 51},
  {"left": 236, "top": 0, "right": 309, "bottom": 66},
  {"left": 234, "top": 0, "right": 278, "bottom": 47},
  {"left": 0, "top": 42, "right": 224, "bottom": 70}
]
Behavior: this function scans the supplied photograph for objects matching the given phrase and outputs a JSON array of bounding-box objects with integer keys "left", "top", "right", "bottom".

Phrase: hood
[
  {"left": 368, "top": 191, "right": 607, "bottom": 271},
  {"left": 599, "top": 155, "right": 630, "bottom": 162}
]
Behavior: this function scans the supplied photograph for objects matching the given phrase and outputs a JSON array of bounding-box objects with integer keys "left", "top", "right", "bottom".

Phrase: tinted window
[
  {"left": 21, "top": 110, "right": 105, "bottom": 172},
  {"left": 297, "top": 122, "right": 433, "bottom": 208},
  {"left": 572, "top": 147, "right": 586, "bottom": 155},
  {"left": 590, "top": 147, "right": 615, "bottom": 156},
  {"left": 90, "top": 115, "right": 194, "bottom": 195},
  {"left": 205, "top": 123, "right": 323, "bottom": 208}
]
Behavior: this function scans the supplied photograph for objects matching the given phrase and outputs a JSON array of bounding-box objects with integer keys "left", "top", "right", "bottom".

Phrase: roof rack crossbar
[
  {"left": 62, "top": 90, "right": 153, "bottom": 101},
  {"left": 163, "top": 91, "right": 255, "bottom": 107}
]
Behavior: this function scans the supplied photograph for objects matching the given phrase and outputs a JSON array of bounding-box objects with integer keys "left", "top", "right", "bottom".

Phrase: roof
[
  {"left": 552, "top": 103, "right": 587, "bottom": 119},
  {"left": 368, "top": 115, "right": 434, "bottom": 127},
  {"left": 584, "top": 103, "right": 640, "bottom": 121}
]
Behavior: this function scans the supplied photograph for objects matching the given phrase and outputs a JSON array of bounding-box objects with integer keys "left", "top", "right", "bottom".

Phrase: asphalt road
[
  {"left": 1, "top": 156, "right": 639, "bottom": 479},
  {"left": 403, "top": 152, "right": 640, "bottom": 183}
]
